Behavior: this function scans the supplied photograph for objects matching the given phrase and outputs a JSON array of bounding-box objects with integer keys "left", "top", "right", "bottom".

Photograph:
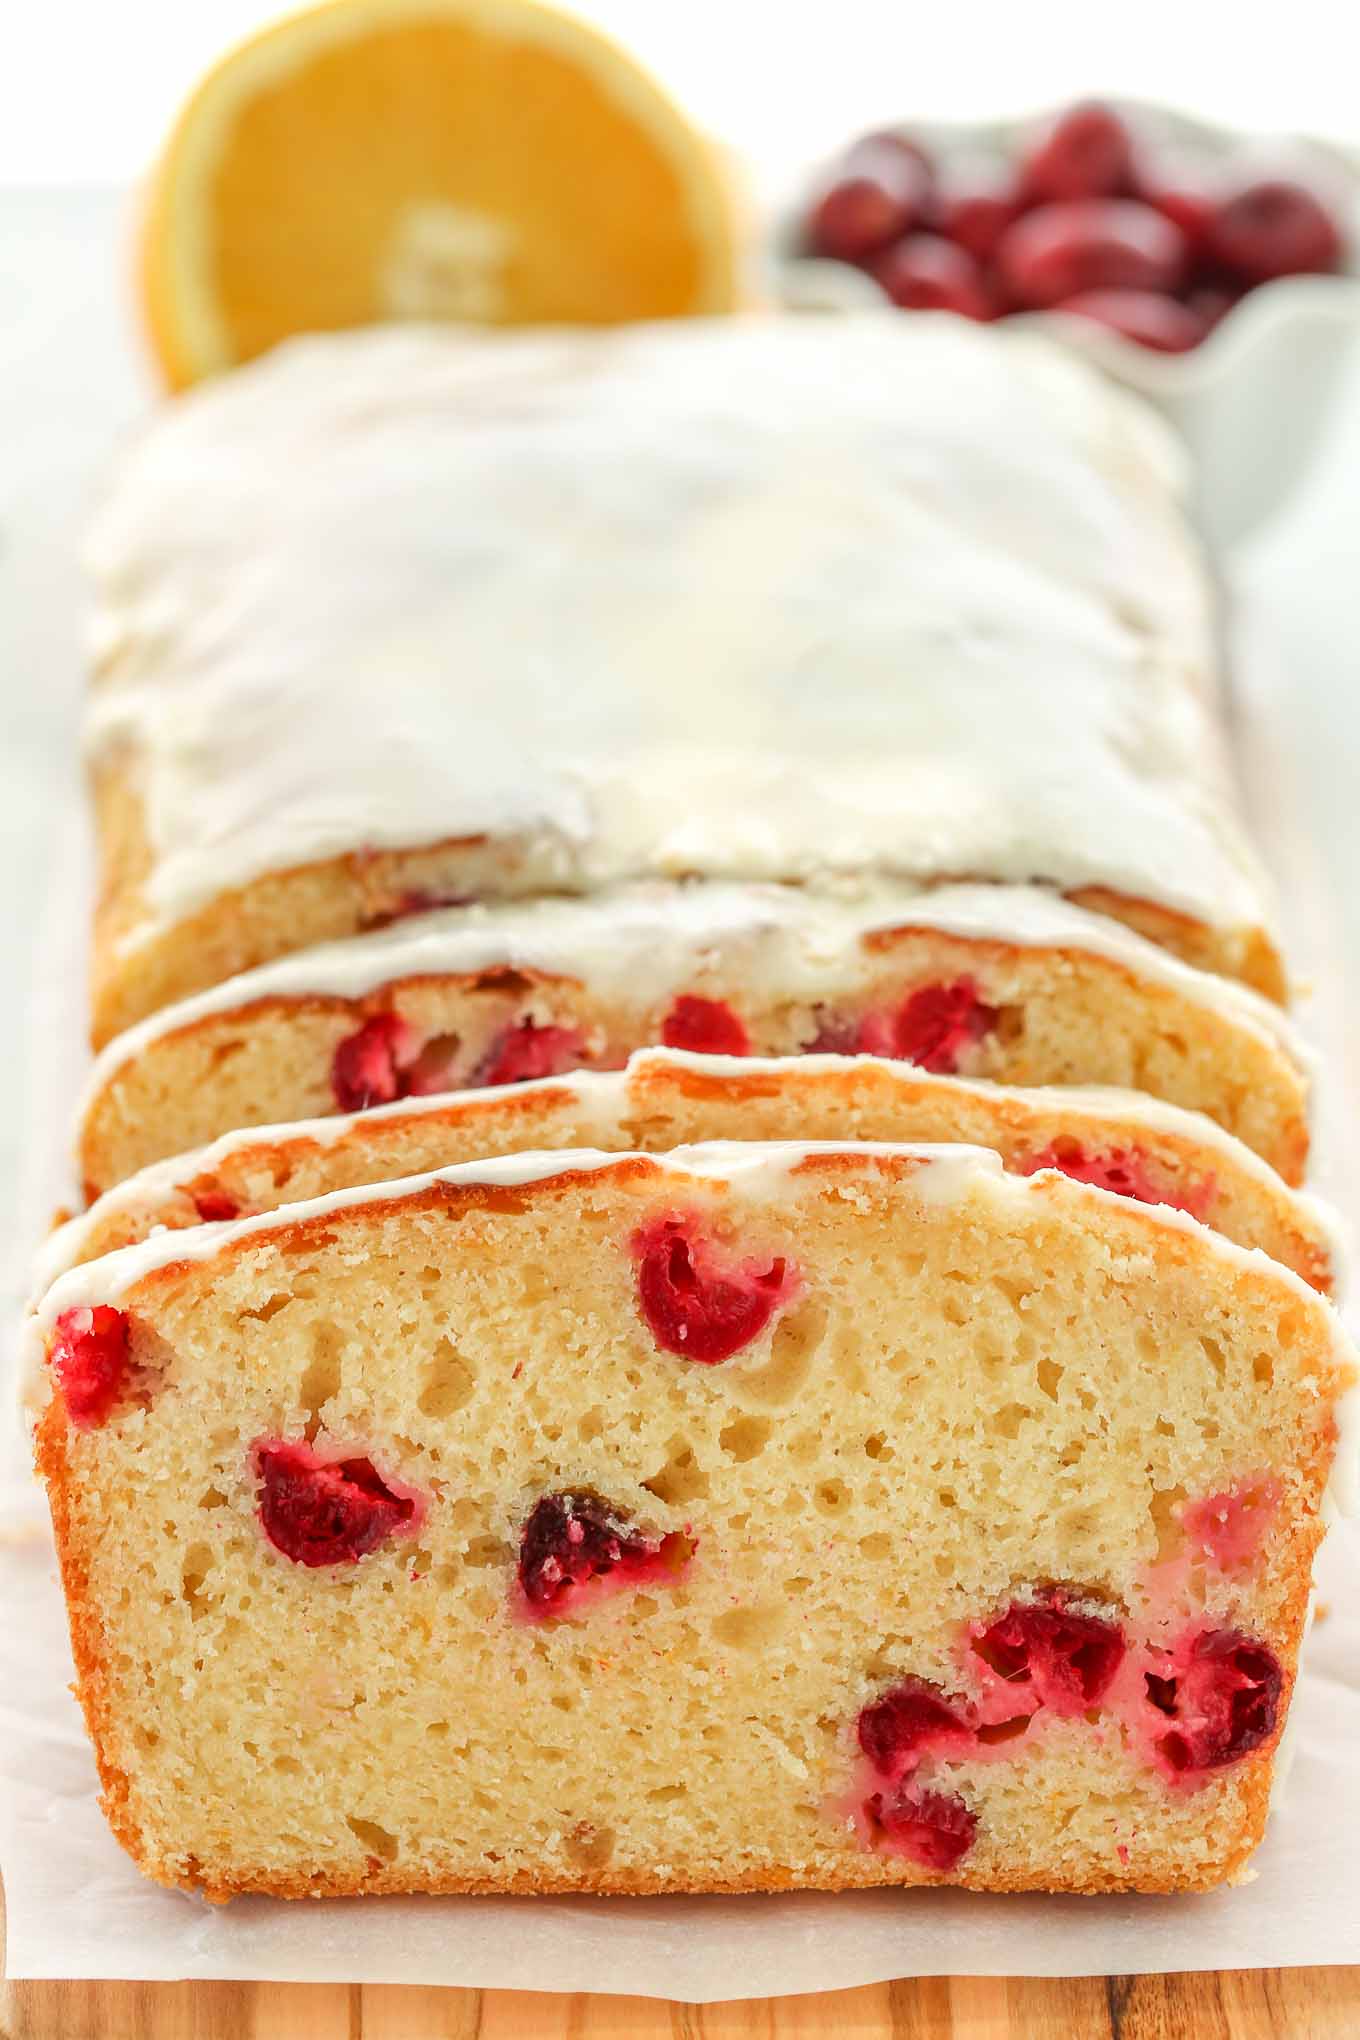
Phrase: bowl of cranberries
[{"left": 785, "top": 99, "right": 1359, "bottom": 372}]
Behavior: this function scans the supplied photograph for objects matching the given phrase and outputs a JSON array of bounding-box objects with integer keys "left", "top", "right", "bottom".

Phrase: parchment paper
[{"left": 3, "top": 357, "right": 1360, "bottom": 1998}]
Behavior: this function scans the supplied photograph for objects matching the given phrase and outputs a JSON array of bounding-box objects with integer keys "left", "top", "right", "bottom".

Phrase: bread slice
[
  {"left": 30, "top": 1143, "right": 1355, "bottom": 1900},
  {"left": 86, "top": 316, "right": 1280, "bottom": 1042},
  {"left": 49, "top": 1049, "right": 1342, "bottom": 1294},
  {"left": 77, "top": 881, "right": 1311, "bottom": 1199}
]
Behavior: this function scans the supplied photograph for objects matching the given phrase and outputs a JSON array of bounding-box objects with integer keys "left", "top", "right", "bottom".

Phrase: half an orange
[{"left": 140, "top": 0, "right": 742, "bottom": 389}]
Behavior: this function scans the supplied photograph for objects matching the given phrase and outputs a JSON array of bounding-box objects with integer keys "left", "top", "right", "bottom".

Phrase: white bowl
[{"left": 771, "top": 100, "right": 1360, "bottom": 545}]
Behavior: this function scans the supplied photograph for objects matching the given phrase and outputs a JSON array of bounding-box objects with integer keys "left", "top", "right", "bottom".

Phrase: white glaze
[
  {"left": 31, "top": 1140, "right": 1012, "bottom": 1355},
  {"left": 78, "top": 877, "right": 1312, "bottom": 1127},
  {"left": 86, "top": 315, "right": 1274, "bottom": 949},
  {"left": 45, "top": 1044, "right": 1348, "bottom": 1300},
  {"left": 27, "top": 1139, "right": 1359, "bottom": 1524}
]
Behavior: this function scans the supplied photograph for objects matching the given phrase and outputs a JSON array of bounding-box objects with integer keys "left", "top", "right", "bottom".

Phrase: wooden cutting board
[{"left": 4, "top": 1966, "right": 1360, "bottom": 2034}]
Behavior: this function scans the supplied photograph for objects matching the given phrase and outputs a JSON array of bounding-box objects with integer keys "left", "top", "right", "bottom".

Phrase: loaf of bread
[
  {"left": 29, "top": 1144, "right": 1355, "bottom": 1899},
  {"left": 77, "top": 880, "right": 1309, "bottom": 1198},
  {"left": 85, "top": 315, "right": 1281, "bottom": 1045},
  {"left": 49, "top": 1048, "right": 1341, "bottom": 1294},
  {"left": 33, "top": 311, "right": 1349, "bottom": 1912}
]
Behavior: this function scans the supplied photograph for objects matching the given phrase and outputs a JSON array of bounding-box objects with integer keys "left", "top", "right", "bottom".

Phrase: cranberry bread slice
[
  {"left": 77, "top": 881, "right": 1310, "bottom": 1199},
  {"left": 87, "top": 315, "right": 1280, "bottom": 1043},
  {"left": 50, "top": 1049, "right": 1342, "bottom": 1293},
  {"left": 30, "top": 1143, "right": 1355, "bottom": 1900}
]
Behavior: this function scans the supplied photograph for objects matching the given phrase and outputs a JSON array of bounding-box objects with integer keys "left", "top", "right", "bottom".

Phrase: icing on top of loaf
[
  {"left": 78, "top": 878, "right": 1309, "bottom": 1116},
  {"left": 86, "top": 314, "right": 1271, "bottom": 944}
]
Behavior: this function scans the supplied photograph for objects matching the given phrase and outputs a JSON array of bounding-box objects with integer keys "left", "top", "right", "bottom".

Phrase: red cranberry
[
  {"left": 857, "top": 1676, "right": 975, "bottom": 1781},
  {"left": 632, "top": 1214, "right": 796, "bottom": 1364},
  {"left": 808, "top": 180, "right": 910, "bottom": 264},
  {"left": 401, "top": 1034, "right": 464, "bottom": 1097},
  {"left": 859, "top": 978, "right": 998, "bottom": 1075},
  {"left": 661, "top": 995, "right": 751, "bottom": 1057},
  {"left": 803, "top": 1011, "right": 862, "bottom": 1055},
  {"left": 49, "top": 1305, "right": 131, "bottom": 1429},
  {"left": 849, "top": 131, "right": 934, "bottom": 180},
  {"left": 870, "top": 233, "right": 994, "bottom": 319},
  {"left": 1016, "top": 1142, "right": 1210, "bottom": 1217},
  {"left": 331, "top": 1012, "right": 414, "bottom": 1112},
  {"left": 255, "top": 1439, "right": 416, "bottom": 1566},
  {"left": 973, "top": 1591, "right": 1126, "bottom": 1714},
  {"left": 517, "top": 1489, "right": 684, "bottom": 1617},
  {"left": 1019, "top": 1142, "right": 1215, "bottom": 1215},
  {"left": 475, "top": 1020, "right": 585, "bottom": 1088},
  {"left": 932, "top": 152, "right": 1022, "bottom": 264},
  {"left": 1187, "top": 284, "right": 1243, "bottom": 333},
  {"left": 807, "top": 138, "right": 931, "bottom": 263},
  {"left": 1058, "top": 288, "right": 1206, "bottom": 353},
  {"left": 1145, "top": 1627, "right": 1283, "bottom": 1773},
  {"left": 997, "top": 200, "right": 1187, "bottom": 309},
  {"left": 1208, "top": 177, "right": 1343, "bottom": 283},
  {"left": 1136, "top": 156, "right": 1220, "bottom": 253},
  {"left": 1019, "top": 102, "right": 1135, "bottom": 203},
  {"left": 865, "top": 1784, "right": 978, "bottom": 1870},
  {"left": 189, "top": 1184, "right": 240, "bottom": 1222}
]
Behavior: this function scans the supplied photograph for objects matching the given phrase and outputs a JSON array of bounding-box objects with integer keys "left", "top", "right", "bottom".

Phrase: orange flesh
[{"left": 150, "top": 10, "right": 726, "bottom": 381}]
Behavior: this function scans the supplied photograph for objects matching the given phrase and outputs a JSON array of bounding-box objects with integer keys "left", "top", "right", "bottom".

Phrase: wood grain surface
[
  {"left": 5, "top": 1967, "right": 1360, "bottom": 2037},
  {"left": 8, "top": 1885, "right": 1360, "bottom": 2033}
]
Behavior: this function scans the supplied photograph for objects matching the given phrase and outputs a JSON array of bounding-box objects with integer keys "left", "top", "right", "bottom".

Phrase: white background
[{"left": 4, "top": 0, "right": 1360, "bottom": 184}]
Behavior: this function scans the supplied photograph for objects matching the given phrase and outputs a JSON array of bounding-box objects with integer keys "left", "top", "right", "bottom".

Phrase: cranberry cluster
[
  {"left": 857, "top": 1593, "right": 1282, "bottom": 1870},
  {"left": 330, "top": 1010, "right": 586, "bottom": 1111},
  {"left": 1013, "top": 1142, "right": 1213, "bottom": 1221},
  {"left": 854, "top": 1593, "right": 1129, "bottom": 1870},
  {"left": 803, "top": 101, "right": 1347, "bottom": 352}
]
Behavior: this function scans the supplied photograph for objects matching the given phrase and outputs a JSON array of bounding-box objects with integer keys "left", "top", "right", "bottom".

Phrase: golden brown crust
[
  {"left": 33, "top": 1404, "right": 146, "bottom": 1886},
  {"left": 122, "top": 1836, "right": 1273, "bottom": 1904},
  {"left": 91, "top": 771, "right": 1287, "bottom": 1045},
  {"left": 67, "top": 1148, "right": 1360, "bottom": 1379},
  {"left": 79, "top": 925, "right": 1312, "bottom": 1199},
  {"left": 69, "top": 1101, "right": 1337, "bottom": 1289},
  {"left": 1066, "top": 885, "right": 1287, "bottom": 1005},
  {"left": 633, "top": 1059, "right": 1328, "bottom": 1288},
  {"left": 90, "top": 764, "right": 517, "bottom": 1048},
  {"left": 69, "top": 1058, "right": 1334, "bottom": 1289}
]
